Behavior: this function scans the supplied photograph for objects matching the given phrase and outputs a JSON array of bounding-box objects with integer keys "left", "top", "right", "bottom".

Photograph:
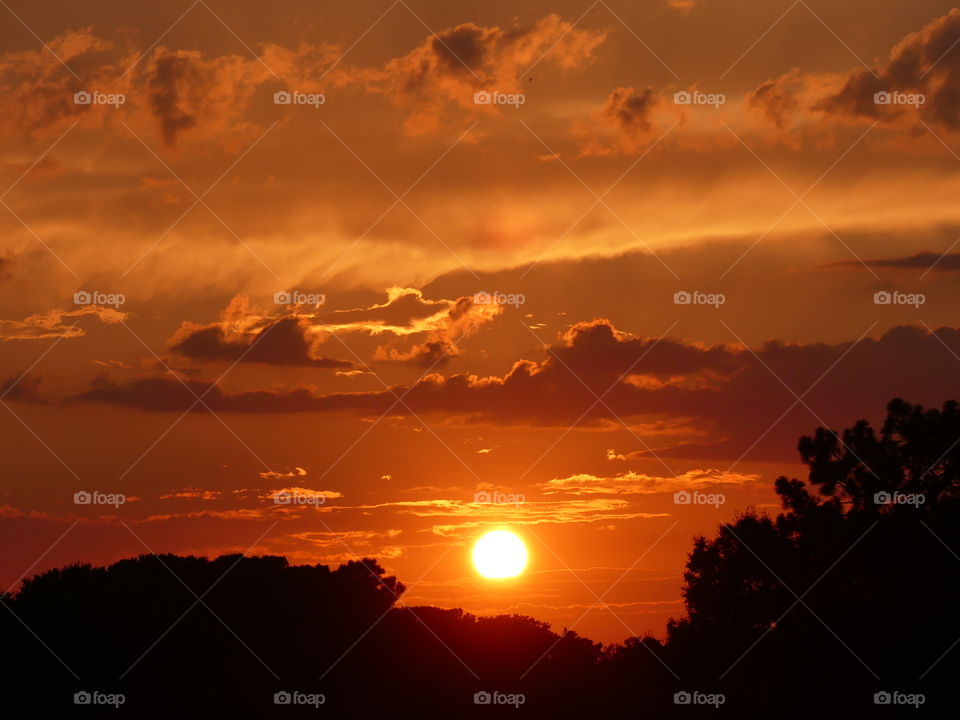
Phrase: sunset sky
[{"left": 4, "top": 0, "right": 960, "bottom": 643}]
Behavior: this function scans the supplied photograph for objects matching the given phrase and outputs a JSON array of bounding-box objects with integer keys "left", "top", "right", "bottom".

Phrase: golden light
[{"left": 472, "top": 530, "right": 528, "bottom": 579}]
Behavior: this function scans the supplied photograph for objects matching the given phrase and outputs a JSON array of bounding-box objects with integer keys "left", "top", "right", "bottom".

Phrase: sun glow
[{"left": 472, "top": 530, "right": 528, "bottom": 579}]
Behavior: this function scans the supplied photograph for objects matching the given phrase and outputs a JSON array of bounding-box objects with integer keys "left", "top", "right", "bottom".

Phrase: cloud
[
  {"left": 747, "top": 69, "right": 808, "bottom": 131},
  {"left": 168, "top": 295, "right": 350, "bottom": 369},
  {"left": 144, "top": 48, "right": 280, "bottom": 148},
  {"left": 0, "top": 28, "right": 126, "bottom": 137},
  {"left": 363, "top": 14, "right": 606, "bottom": 134},
  {"left": 285, "top": 528, "right": 401, "bottom": 549},
  {"left": 371, "top": 294, "right": 502, "bottom": 366},
  {"left": 0, "top": 306, "right": 128, "bottom": 341},
  {"left": 73, "top": 316, "right": 745, "bottom": 418},
  {"left": 750, "top": 10, "right": 960, "bottom": 134},
  {"left": 266, "top": 487, "right": 343, "bottom": 502},
  {"left": 258, "top": 467, "right": 307, "bottom": 481},
  {"left": 542, "top": 469, "right": 760, "bottom": 496},
  {"left": 818, "top": 10, "right": 960, "bottom": 129},
  {"left": 0, "top": 373, "right": 46, "bottom": 403},
  {"left": 323, "top": 496, "right": 668, "bottom": 536},
  {"left": 67, "top": 321, "right": 960, "bottom": 461},
  {"left": 321, "top": 288, "right": 450, "bottom": 333},
  {"left": 0, "top": 17, "right": 603, "bottom": 143},
  {"left": 169, "top": 289, "right": 501, "bottom": 368},
  {"left": 667, "top": 0, "right": 696, "bottom": 13},
  {"left": 820, "top": 251, "right": 960, "bottom": 271},
  {"left": 576, "top": 86, "right": 674, "bottom": 157},
  {"left": 159, "top": 488, "right": 223, "bottom": 501}
]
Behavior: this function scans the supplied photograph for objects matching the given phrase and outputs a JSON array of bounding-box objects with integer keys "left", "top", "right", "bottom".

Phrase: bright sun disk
[{"left": 472, "top": 530, "right": 527, "bottom": 579}]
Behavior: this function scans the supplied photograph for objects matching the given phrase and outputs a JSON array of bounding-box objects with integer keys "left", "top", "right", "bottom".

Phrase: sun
[{"left": 472, "top": 530, "right": 528, "bottom": 579}]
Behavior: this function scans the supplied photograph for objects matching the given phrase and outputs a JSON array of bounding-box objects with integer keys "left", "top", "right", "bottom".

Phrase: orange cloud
[
  {"left": 576, "top": 86, "right": 675, "bottom": 157},
  {"left": 362, "top": 14, "right": 606, "bottom": 134},
  {"left": 750, "top": 10, "right": 960, "bottom": 135},
  {"left": 542, "top": 469, "right": 760, "bottom": 496},
  {"left": 0, "top": 306, "right": 128, "bottom": 341}
]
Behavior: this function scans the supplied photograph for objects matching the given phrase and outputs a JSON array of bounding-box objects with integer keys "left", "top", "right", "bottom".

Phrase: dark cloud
[
  {"left": 819, "top": 9, "right": 960, "bottom": 128},
  {"left": 1, "top": 373, "right": 46, "bottom": 404},
  {"left": 168, "top": 289, "right": 499, "bottom": 369},
  {"left": 169, "top": 316, "right": 351, "bottom": 369},
  {"left": 576, "top": 86, "right": 673, "bottom": 157},
  {"left": 821, "top": 252, "right": 960, "bottom": 271},
  {"left": 603, "top": 87, "right": 659, "bottom": 135},
  {"left": 747, "top": 70, "right": 803, "bottom": 130},
  {"left": 752, "top": 10, "right": 960, "bottom": 132},
  {"left": 69, "top": 321, "right": 960, "bottom": 461},
  {"left": 144, "top": 49, "right": 271, "bottom": 148},
  {"left": 147, "top": 55, "right": 202, "bottom": 147},
  {"left": 368, "top": 15, "right": 606, "bottom": 134}
]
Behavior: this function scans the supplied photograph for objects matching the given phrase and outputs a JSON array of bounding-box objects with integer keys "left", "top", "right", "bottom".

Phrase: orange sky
[{"left": 3, "top": 0, "right": 960, "bottom": 643}]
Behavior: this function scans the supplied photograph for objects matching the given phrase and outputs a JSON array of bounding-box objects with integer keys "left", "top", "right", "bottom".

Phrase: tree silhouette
[{"left": 668, "top": 399, "right": 960, "bottom": 715}]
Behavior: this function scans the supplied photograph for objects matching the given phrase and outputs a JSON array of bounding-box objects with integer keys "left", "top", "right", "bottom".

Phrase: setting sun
[{"left": 472, "top": 530, "right": 528, "bottom": 579}]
